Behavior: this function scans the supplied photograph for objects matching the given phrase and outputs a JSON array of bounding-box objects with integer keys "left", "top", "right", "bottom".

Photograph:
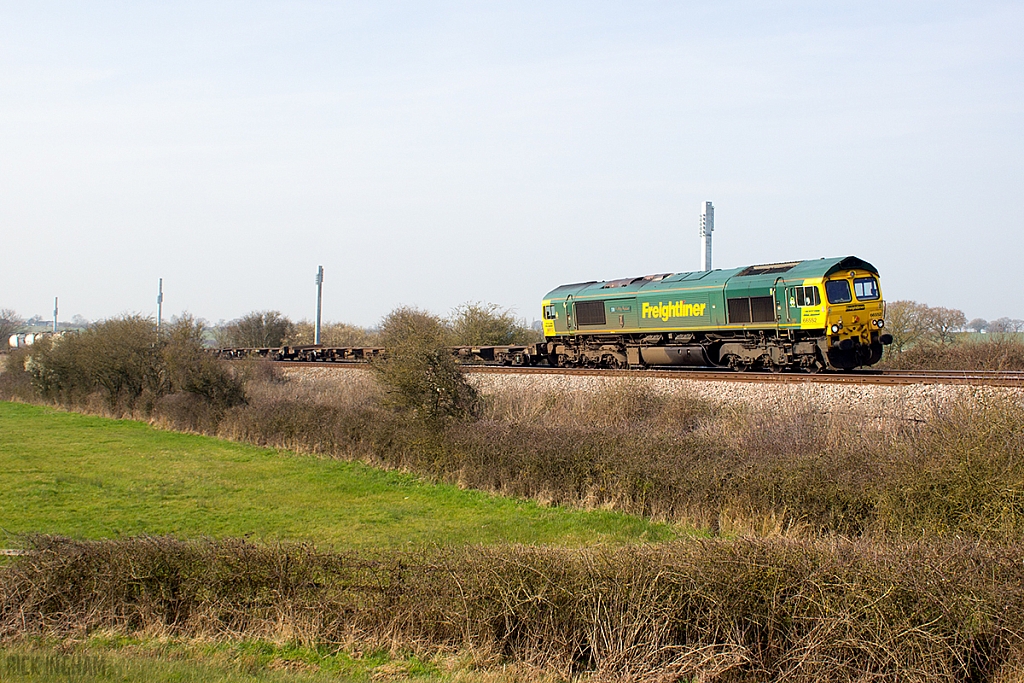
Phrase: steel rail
[{"left": 266, "top": 360, "right": 1024, "bottom": 387}]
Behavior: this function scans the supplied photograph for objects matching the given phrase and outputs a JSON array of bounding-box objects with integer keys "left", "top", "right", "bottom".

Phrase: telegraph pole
[
  {"left": 53, "top": 297, "right": 58, "bottom": 333},
  {"left": 156, "top": 278, "right": 163, "bottom": 334},
  {"left": 314, "top": 266, "right": 324, "bottom": 345}
]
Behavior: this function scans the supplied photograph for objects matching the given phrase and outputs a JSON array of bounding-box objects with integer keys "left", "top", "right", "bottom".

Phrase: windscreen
[
  {"left": 825, "top": 280, "right": 853, "bottom": 304},
  {"left": 854, "top": 277, "right": 879, "bottom": 301}
]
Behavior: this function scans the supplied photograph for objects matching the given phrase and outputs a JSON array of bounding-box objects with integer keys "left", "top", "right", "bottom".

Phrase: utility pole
[
  {"left": 156, "top": 278, "right": 164, "bottom": 334},
  {"left": 53, "top": 297, "right": 58, "bottom": 333},
  {"left": 700, "top": 201, "right": 715, "bottom": 271},
  {"left": 314, "top": 266, "right": 324, "bottom": 345}
]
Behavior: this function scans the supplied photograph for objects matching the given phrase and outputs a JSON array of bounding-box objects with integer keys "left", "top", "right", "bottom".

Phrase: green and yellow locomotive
[{"left": 540, "top": 256, "right": 892, "bottom": 371}]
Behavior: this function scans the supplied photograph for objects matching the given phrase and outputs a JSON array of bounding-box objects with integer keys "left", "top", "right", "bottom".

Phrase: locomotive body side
[{"left": 539, "top": 256, "right": 891, "bottom": 371}]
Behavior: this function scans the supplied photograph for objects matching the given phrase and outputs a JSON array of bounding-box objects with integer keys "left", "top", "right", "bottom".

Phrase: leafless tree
[
  {"left": 883, "top": 301, "right": 932, "bottom": 353},
  {"left": 885, "top": 301, "right": 967, "bottom": 353},
  {"left": 0, "top": 309, "right": 22, "bottom": 345},
  {"left": 988, "top": 317, "right": 1020, "bottom": 334},
  {"left": 925, "top": 307, "right": 967, "bottom": 346},
  {"left": 223, "top": 311, "right": 293, "bottom": 348}
]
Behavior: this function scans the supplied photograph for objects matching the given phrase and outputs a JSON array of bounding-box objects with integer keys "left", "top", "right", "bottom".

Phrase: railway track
[{"left": 270, "top": 361, "right": 1024, "bottom": 387}]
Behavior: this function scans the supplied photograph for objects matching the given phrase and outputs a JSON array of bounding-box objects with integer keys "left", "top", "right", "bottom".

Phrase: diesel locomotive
[{"left": 539, "top": 256, "right": 893, "bottom": 371}]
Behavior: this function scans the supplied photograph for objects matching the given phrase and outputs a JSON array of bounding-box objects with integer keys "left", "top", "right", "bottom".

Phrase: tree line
[
  {"left": 884, "top": 301, "right": 1024, "bottom": 355},
  {"left": 213, "top": 302, "right": 539, "bottom": 349},
  {"left": 1, "top": 302, "right": 539, "bottom": 351}
]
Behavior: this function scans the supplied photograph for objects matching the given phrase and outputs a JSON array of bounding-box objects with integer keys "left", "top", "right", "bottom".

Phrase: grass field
[
  {"left": 0, "top": 401, "right": 674, "bottom": 549},
  {"left": 0, "top": 638, "right": 443, "bottom": 683}
]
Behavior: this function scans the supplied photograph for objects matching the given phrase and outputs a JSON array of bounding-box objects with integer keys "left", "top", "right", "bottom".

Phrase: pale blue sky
[{"left": 2, "top": 2, "right": 1021, "bottom": 326}]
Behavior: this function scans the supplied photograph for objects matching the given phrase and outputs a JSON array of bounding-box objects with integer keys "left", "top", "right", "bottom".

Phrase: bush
[
  {"left": 162, "top": 314, "right": 246, "bottom": 409},
  {"left": 0, "top": 348, "right": 35, "bottom": 401},
  {"left": 371, "top": 307, "right": 478, "bottom": 421},
  {"left": 22, "top": 314, "right": 244, "bottom": 416},
  {"left": 28, "top": 315, "right": 163, "bottom": 411},
  {"left": 222, "top": 311, "right": 292, "bottom": 348},
  {"left": 881, "top": 337, "right": 1024, "bottom": 371},
  {"left": 284, "top": 320, "right": 379, "bottom": 347},
  {"left": 6, "top": 535, "right": 1024, "bottom": 682},
  {"left": 212, "top": 370, "right": 1024, "bottom": 539},
  {"left": 449, "top": 302, "right": 539, "bottom": 346}
]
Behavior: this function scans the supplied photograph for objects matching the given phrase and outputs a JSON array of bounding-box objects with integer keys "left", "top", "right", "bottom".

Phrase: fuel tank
[{"left": 639, "top": 346, "right": 709, "bottom": 366}]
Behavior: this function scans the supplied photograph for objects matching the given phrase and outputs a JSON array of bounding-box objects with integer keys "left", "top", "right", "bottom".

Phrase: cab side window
[
  {"left": 799, "top": 286, "right": 820, "bottom": 306},
  {"left": 789, "top": 286, "right": 821, "bottom": 307}
]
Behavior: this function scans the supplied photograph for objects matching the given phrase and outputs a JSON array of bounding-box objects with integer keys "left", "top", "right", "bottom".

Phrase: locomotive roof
[{"left": 544, "top": 256, "right": 878, "bottom": 299}]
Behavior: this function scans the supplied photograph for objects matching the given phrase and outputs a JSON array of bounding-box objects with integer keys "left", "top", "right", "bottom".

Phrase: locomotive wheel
[
  {"left": 802, "top": 361, "right": 822, "bottom": 374},
  {"left": 725, "top": 354, "right": 749, "bottom": 372}
]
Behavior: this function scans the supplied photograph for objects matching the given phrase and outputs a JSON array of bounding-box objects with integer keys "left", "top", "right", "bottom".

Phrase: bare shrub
[
  {"left": 449, "top": 302, "right": 540, "bottom": 346},
  {"left": 151, "top": 392, "right": 225, "bottom": 434},
  {"left": 6, "top": 535, "right": 1024, "bottom": 682},
  {"left": 372, "top": 307, "right": 478, "bottom": 421},
  {"left": 28, "top": 315, "right": 163, "bottom": 411},
  {"left": 161, "top": 314, "right": 245, "bottom": 410},
  {"left": 0, "top": 347, "right": 34, "bottom": 401},
  {"left": 877, "top": 398, "right": 1024, "bottom": 537},
  {"left": 21, "top": 313, "right": 244, "bottom": 418},
  {"left": 285, "top": 320, "right": 379, "bottom": 347},
  {"left": 222, "top": 311, "right": 292, "bottom": 348}
]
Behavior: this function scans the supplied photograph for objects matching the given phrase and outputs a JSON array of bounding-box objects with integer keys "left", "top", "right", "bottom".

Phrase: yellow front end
[{"left": 820, "top": 270, "right": 886, "bottom": 348}]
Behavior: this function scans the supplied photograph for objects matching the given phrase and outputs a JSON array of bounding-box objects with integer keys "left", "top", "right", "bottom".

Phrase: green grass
[
  {"left": 0, "top": 638, "right": 439, "bottom": 683},
  {"left": 0, "top": 401, "right": 674, "bottom": 549}
]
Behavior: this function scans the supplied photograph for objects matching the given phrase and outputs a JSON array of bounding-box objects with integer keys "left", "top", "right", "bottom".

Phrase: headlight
[
  {"left": 877, "top": 320, "right": 884, "bottom": 329},
  {"left": 830, "top": 324, "right": 840, "bottom": 334}
]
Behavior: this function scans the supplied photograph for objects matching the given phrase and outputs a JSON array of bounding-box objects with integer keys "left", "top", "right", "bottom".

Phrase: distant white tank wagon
[{"left": 8, "top": 332, "right": 63, "bottom": 349}]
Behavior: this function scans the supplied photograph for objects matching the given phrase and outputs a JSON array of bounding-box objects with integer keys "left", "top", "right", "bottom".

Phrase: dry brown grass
[
  {"left": 5, "top": 535, "right": 1024, "bottom": 682},
  {"left": 882, "top": 337, "right": 1024, "bottom": 371},
  {"left": 199, "top": 371, "right": 1024, "bottom": 540}
]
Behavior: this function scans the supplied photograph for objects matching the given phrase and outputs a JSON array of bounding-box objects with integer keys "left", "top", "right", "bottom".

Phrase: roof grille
[
  {"left": 736, "top": 262, "right": 800, "bottom": 276},
  {"left": 601, "top": 273, "right": 673, "bottom": 289}
]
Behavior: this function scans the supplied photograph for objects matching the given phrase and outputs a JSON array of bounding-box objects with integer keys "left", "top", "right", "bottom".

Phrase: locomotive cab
[{"left": 819, "top": 269, "right": 892, "bottom": 369}]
